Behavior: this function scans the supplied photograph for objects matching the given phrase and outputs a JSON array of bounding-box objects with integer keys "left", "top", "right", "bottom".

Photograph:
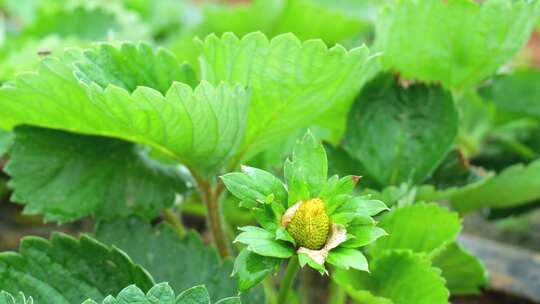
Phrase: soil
[{"left": 452, "top": 290, "right": 538, "bottom": 304}]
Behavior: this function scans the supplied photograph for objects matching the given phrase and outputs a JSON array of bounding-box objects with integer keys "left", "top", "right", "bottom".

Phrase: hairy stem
[
  {"left": 162, "top": 208, "right": 185, "bottom": 237},
  {"left": 197, "top": 177, "right": 231, "bottom": 259},
  {"left": 277, "top": 256, "right": 299, "bottom": 304}
]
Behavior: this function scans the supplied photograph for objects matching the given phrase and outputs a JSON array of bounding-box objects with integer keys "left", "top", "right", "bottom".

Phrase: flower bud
[{"left": 286, "top": 198, "right": 330, "bottom": 250}]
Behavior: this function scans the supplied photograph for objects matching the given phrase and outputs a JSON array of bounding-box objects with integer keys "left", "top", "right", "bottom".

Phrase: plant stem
[
  {"left": 277, "top": 256, "right": 299, "bottom": 304},
  {"left": 197, "top": 177, "right": 231, "bottom": 259},
  {"left": 263, "top": 277, "right": 278, "bottom": 304},
  {"left": 328, "top": 280, "right": 346, "bottom": 304},
  {"left": 162, "top": 208, "right": 185, "bottom": 237}
]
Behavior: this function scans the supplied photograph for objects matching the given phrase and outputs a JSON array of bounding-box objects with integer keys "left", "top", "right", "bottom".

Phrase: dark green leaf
[
  {"left": 95, "top": 218, "right": 263, "bottom": 303},
  {"left": 6, "top": 126, "right": 187, "bottom": 223},
  {"left": 481, "top": 70, "right": 540, "bottom": 120},
  {"left": 0, "top": 292, "right": 32, "bottom": 304},
  {"left": 432, "top": 242, "right": 487, "bottom": 295},
  {"left": 0, "top": 233, "right": 154, "bottom": 303},
  {"left": 0, "top": 130, "right": 12, "bottom": 157},
  {"left": 427, "top": 159, "right": 540, "bottom": 213},
  {"left": 345, "top": 74, "right": 458, "bottom": 186}
]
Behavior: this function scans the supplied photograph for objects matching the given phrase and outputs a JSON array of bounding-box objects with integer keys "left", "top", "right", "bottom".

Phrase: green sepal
[
  {"left": 298, "top": 253, "right": 327, "bottom": 275},
  {"left": 232, "top": 249, "right": 280, "bottom": 292},
  {"left": 275, "top": 227, "right": 296, "bottom": 246},
  {"left": 221, "top": 166, "right": 288, "bottom": 208},
  {"left": 319, "top": 175, "right": 359, "bottom": 214},
  {"left": 326, "top": 247, "right": 369, "bottom": 272},
  {"left": 285, "top": 130, "right": 328, "bottom": 205},
  {"left": 234, "top": 226, "right": 295, "bottom": 258},
  {"left": 331, "top": 197, "right": 388, "bottom": 224},
  {"left": 342, "top": 225, "right": 388, "bottom": 249}
]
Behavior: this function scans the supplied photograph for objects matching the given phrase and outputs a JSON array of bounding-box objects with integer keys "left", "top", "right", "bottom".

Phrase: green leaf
[
  {"left": 72, "top": 43, "right": 197, "bottom": 95},
  {"left": 234, "top": 226, "right": 295, "bottom": 258},
  {"left": 84, "top": 283, "right": 176, "bottom": 304},
  {"left": 22, "top": 2, "right": 149, "bottom": 41},
  {"left": 0, "top": 43, "right": 249, "bottom": 176},
  {"left": 202, "top": 0, "right": 371, "bottom": 46},
  {"left": 198, "top": 32, "right": 375, "bottom": 161},
  {"left": 441, "top": 159, "right": 540, "bottom": 212},
  {"left": 201, "top": 0, "right": 284, "bottom": 37},
  {"left": 327, "top": 247, "right": 368, "bottom": 271},
  {"left": 95, "top": 218, "right": 263, "bottom": 303},
  {"left": 370, "top": 203, "right": 461, "bottom": 257},
  {"left": 177, "top": 286, "right": 210, "bottom": 304},
  {"left": 334, "top": 250, "right": 449, "bottom": 304},
  {"left": 84, "top": 283, "right": 240, "bottom": 304},
  {"left": 344, "top": 74, "right": 458, "bottom": 186},
  {"left": 0, "top": 36, "right": 88, "bottom": 82},
  {"left": 221, "top": 166, "right": 287, "bottom": 207},
  {"left": 0, "top": 130, "right": 11, "bottom": 157},
  {"left": 432, "top": 242, "right": 487, "bottom": 295},
  {"left": 285, "top": 130, "right": 328, "bottom": 204},
  {"left": 0, "top": 233, "right": 154, "bottom": 303},
  {"left": 375, "top": 0, "right": 540, "bottom": 89},
  {"left": 5, "top": 126, "right": 187, "bottom": 223},
  {"left": 232, "top": 249, "right": 279, "bottom": 291},
  {"left": 481, "top": 70, "right": 540, "bottom": 120},
  {"left": 0, "top": 292, "right": 32, "bottom": 304}
]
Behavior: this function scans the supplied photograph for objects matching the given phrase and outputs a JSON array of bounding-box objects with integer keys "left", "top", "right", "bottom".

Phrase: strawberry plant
[{"left": 1, "top": 0, "right": 540, "bottom": 303}]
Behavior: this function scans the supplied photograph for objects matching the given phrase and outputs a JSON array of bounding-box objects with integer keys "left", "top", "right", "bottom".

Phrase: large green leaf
[
  {"left": 375, "top": 0, "right": 540, "bottom": 89},
  {"left": 198, "top": 32, "right": 375, "bottom": 162},
  {"left": 83, "top": 283, "right": 240, "bottom": 304},
  {"left": 0, "top": 43, "right": 248, "bottom": 176},
  {"left": 202, "top": 0, "right": 372, "bottom": 46},
  {"left": 481, "top": 70, "right": 540, "bottom": 120},
  {"left": 369, "top": 203, "right": 461, "bottom": 257},
  {"left": 95, "top": 218, "right": 264, "bottom": 303},
  {"left": 333, "top": 250, "right": 449, "bottom": 304},
  {"left": 5, "top": 126, "right": 187, "bottom": 223},
  {"left": 344, "top": 74, "right": 458, "bottom": 187},
  {"left": 432, "top": 242, "right": 487, "bottom": 295},
  {"left": 0, "top": 233, "right": 154, "bottom": 304},
  {"left": 446, "top": 159, "right": 540, "bottom": 212},
  {"left": 21, "top": 2, "right": 148, "bottom": 41}
]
